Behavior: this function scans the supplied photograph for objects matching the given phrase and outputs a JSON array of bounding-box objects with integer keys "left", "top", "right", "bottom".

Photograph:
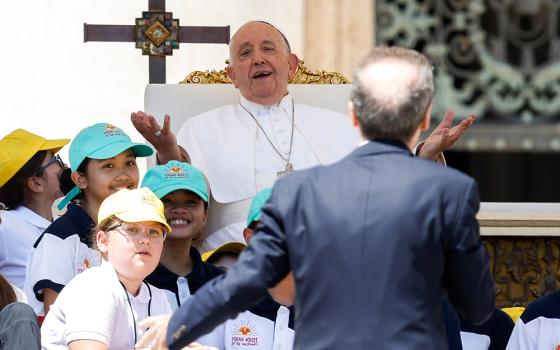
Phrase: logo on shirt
[
  {"left": 78, "top": 258, "right": 91, "bottom": 273},
  {"left": 231, "top": 320, "right": 259, "bottom": 347}
]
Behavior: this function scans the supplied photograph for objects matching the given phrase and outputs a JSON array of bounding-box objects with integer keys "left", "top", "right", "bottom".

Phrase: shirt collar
[
  {"left": 66, "top": 203, "right": 96, "bottom": 245},
  {"left": 239, "top": 93, "right": 293, "bottom": 116},
  {"left": 13, "top": 205, "right": 51, "bottom": 230},
  {"left": 187, "top": 247, "right": 224, "bottom": 284},
  {"left": 100, "top": 259, "right": 152, "bottom": 304},
  {"left": 101, "top": 260, "right": 152, "bottom": 303}
]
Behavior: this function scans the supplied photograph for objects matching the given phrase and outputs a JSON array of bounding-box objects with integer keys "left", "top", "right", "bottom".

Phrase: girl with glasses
[
  {"left": 0, "top": 129, "right": 69, "bottom": 289},
  {"left": 41, "top": 188, "right": 172, "bottom": 350},
  {"left": 24, "top": 123, "right": 153, "bottom": 318}
]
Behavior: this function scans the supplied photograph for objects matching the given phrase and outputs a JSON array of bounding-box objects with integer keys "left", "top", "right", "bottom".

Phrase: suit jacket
[{"left": 167, "top": 140, "right": 495, "bottom": 350}]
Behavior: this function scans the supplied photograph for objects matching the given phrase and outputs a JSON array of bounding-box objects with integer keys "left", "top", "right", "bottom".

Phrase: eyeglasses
[
  {"left": 33, "top": 154, "right": 65, "bottom": 176},
  {"left": 107, "top": 222, "right": 167, "bottom": 242}
]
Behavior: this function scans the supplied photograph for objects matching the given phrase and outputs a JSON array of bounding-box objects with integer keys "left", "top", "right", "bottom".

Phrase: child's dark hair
[
  {"left": 0, "top": 151, "right": 47, "bottom": 209},
  {"left": 59, "top": 158, "right": 92, "bottom": 201}
]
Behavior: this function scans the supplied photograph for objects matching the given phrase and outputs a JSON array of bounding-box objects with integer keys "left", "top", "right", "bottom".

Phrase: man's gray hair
[{"left": 350, "top": 46, "right": 434, "bottom": 141}]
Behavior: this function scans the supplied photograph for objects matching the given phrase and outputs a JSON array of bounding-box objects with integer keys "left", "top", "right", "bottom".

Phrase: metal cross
[{"left": 84, "top": 0, "right": 230, "bottom": 83}]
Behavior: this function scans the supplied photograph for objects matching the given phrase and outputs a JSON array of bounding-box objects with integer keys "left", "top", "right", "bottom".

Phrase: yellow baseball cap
[
  {"left": 201, "top": 242, "right": 247, "bottom": 262},
  {"left": 0, "top": 129, "right": 69, "bottom": 187},
  {"left": 98, "top": 188, "right": 171, "bottom": 232}
]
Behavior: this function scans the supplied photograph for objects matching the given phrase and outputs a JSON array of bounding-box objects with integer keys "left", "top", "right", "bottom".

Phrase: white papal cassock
[{"left": 177, "top": 93, "right": 359, "bottom": 251}]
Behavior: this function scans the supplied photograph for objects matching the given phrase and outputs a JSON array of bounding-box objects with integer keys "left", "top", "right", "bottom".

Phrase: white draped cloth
[{"left": 178, "top": 93, "right": 359, "bottom": 250}]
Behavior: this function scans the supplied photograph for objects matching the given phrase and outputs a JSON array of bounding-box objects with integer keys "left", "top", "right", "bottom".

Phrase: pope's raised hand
[
  {"left": 418, "top": 110, "right": 475, "bottom": 161},
  {"left": 131, "top": 111, "right": 181, "bottom": 163}
]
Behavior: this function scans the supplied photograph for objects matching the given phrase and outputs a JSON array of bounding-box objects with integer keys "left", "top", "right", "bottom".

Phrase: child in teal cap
[
  {"left": 24, "top": 123, "right": 153, "bottom": 317},
  {"left": 141, "top": 160, "right": 225, "bottom": 347},
  {"left": 193, "top": 188, "right": 295, "bottom": 350}
]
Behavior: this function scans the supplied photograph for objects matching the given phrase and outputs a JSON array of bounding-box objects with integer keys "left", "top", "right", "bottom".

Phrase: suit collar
[{"left": 351, "top": 139, "right": 413, "bottom": 158}]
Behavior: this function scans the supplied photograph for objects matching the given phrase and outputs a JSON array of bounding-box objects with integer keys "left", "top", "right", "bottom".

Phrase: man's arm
[
  {"left": 131, "top": 112, "right": 189, "bottom": 164},
  {"left": 165, "top": 189, "right": 292, "bottom": 350},
  {"left": 443, "top": 179, "right": 495, "bottom": 324}
]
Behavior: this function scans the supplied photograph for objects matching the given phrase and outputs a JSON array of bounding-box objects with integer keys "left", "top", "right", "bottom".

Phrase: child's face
[
  {"left": 79, "top": 149, "right": 139, "bottom": 207},
  {"left": 99, "top": 220, "right": 165, "bottom": 281},
  {"left": 161, "top": 190, "right": 207, "bottom": 240}
]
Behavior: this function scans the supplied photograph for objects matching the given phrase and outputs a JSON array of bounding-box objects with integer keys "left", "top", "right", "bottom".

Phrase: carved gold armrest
[{"left": 180, "top": 60, "right": 350, "bottom": 84}]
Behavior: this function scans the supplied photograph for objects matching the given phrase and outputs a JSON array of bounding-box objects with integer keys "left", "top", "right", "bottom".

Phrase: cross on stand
[{"left": 84, "top": 0, "right": 230, "bottom": 83}]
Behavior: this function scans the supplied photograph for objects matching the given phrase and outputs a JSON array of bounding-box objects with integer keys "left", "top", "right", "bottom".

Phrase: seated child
[
  {"left": 24, "top": 123, "right": 153, "bottom": 316},
  {"left": 141, "top": 161, "right": 226, "bottom": 347},
  {"left": 206, "top": 189, "right": 295, "bottom": 350},
  {"left": 41, "top": 188, "right": 172, "bottom": 349}
]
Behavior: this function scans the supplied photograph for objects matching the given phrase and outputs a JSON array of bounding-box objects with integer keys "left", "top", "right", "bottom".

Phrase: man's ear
[
  {"left": 349, "top": 101, "right": 361, "bottom": 128},
  {"left": 242, "top": 228, "right": 253, "bottom": 245},
  {"left": 71, "top": 171, "right": 87, "bottom": 190},
  {"left": 96, "top": 231, "right": 109, "bottom": 254},
  {"left": 287, "top": 53, "right": 299, "bottom": 81},
  {"left": 226, "top": 65, "right": 238, "bottom": 88},
  {"left": 420, "top": 103, "right": 432, "bottom": 131}
]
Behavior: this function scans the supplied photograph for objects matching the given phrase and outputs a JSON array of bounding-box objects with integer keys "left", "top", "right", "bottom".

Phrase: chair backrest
[
  {"left": 144, "top": 84, "right": 354, "bottom": 134},
  {"left": 145, "top": 60, "right": 353, "bottom": 132}
]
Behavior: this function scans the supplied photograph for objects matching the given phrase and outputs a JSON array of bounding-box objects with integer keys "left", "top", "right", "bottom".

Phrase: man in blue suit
[{"left": 138, "top": 46, "right": 495, "bottom": 350}]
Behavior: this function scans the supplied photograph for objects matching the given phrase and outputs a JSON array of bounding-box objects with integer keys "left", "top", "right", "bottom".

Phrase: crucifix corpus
[{"left": 84, "top": 0, "right": 230, "bottom": 84}]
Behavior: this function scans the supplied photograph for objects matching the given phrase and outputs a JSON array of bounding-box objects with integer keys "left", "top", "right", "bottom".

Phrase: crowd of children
[{"left": 0, "top": 125, "right": 556, "bottom": 350}]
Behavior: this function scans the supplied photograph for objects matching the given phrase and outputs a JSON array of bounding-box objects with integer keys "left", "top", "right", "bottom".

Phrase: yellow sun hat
[
  {"left": 98, "top": 188, "right": 171, "bottom": 233},
  {"left": 0, "top": 129, "right": 69, "bottom": 187},
  {"left": 201, "top": 242, "right": 247, "bottom": 263}
]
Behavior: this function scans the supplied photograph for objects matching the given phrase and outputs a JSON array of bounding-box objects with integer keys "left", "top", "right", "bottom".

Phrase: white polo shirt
[
  {"left": 0, "top": 206, "right": 51, "bottom": 288},
  {"left": 24, "top": 203, "right": 101, "bottom": 316},
  {"left": 41, "top": 260, "right": 172, "bottom": 350}
]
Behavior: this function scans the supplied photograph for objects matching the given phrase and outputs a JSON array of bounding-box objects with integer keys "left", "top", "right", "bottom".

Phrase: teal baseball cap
[
  {"left": 247, "top": 188, "right": 272, "bottom": 227},
  {"left": 57, "top": 123, "right": 153, "bottom": 210},
  {"left": 69, "top": 123, "right": 153, "bottom": 171},
  {"left": 141, "top": 161, "right": 209, "bottom": 202}
]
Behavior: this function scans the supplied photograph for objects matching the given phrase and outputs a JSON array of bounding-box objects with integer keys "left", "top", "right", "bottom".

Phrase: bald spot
[{"left": 359, "top": 59, "right": 423, "bottom": 111}]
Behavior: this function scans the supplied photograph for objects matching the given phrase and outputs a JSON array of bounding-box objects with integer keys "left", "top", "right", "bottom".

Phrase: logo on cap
[
  {"left": 103, "top": 124, "right": 125, "bottom": 137},
  {"left": 165, "top": 164, "right": 189, "bottom": 179},
  {"left": 140, "top": 192, "right": 158, "bottom": 207}
]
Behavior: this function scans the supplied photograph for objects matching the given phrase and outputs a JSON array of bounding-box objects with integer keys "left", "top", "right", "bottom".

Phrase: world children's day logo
[
  {"left": 165, "top": 164, "right": 189, "bottom": 179},
  {"left": 103, "top": 124, "right": 126, "bottom": 137},
  {"left": 231, "top": 320, "right": 259, "bottom": 347}
]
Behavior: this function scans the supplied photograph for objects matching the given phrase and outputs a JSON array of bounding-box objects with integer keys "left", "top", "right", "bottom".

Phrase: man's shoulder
[{"left": 412, "top": 156, "right": 473, "bottom": 182}]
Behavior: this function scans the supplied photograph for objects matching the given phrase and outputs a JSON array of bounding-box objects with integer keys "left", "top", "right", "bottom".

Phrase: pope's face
[{"left": 227, "top": 22, "right": 298, "bottom": 106}]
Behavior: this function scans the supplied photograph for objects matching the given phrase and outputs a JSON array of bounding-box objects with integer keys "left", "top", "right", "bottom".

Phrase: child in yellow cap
[
  {"left": 24, "top": 123, "right": 153, "bottom": 317},
  {"left": 41, "top": 188, "right": 172, "bottom": 350},
  {"left": 0, "top": 129, "right": 69, "bottom": 289}
]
